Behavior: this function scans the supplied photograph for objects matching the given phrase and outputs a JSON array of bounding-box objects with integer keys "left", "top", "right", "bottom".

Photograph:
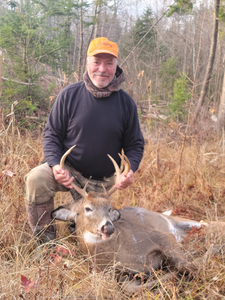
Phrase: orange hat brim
[{"left": 88, "top": 49, "right": 118, "bottom": 58}]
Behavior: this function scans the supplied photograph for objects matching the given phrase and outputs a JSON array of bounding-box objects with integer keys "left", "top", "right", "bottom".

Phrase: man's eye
[{"left": 85, "top": 207, "right": 92, "bottom": 212}]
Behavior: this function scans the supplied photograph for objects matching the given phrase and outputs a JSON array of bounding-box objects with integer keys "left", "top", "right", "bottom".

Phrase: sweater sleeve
[
  {"left": 42, "top": 90, "right": 69, "bottom": 167},
  {"left": 122, "top": 99, "right": 145, "bottom": 172}
]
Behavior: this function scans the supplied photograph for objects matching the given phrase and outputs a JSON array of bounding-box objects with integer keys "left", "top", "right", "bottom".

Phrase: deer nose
[{"left": 101, "top": 221, "right": 115, "bottom": 236}]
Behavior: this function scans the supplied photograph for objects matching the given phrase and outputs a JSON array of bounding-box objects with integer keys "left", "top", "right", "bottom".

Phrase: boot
[
  {"left": 33, "top": 230, "right": 56, "bottom": 246},
  {"left": 26, "top": 198, "right": 56, "bottom": 246}
]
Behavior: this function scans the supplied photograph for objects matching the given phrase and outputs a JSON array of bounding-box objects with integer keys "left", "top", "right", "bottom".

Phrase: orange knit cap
[{"left": 87, "top": 37, "right": 118, "bottom": 58}]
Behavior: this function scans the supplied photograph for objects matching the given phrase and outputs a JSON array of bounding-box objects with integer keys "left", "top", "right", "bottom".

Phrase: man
[{"left": 25, "top": 37, "right": 144, "bottom": 244}]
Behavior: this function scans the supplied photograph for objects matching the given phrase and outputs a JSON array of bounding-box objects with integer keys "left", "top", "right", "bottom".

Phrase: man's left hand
[{"left": 116, "top": 170, "right": 134, "bottom": 190}]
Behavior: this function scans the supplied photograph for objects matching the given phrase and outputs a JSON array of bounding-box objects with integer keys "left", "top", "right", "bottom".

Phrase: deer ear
[
  {"left": 51, "top": 206, "right": 77, "bottom": 222},
  {"left": 110, "top": 208, "right": 121, "bottom": 222}
]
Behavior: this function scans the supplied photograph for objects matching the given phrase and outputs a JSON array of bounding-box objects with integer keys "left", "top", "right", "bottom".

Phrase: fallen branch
[{"left": 1, "top": 77, "right": 37, "bottom": 86}]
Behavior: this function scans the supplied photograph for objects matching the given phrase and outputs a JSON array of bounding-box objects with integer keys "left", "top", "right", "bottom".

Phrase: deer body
[
  {"left": 86, "top": 207, "right": 187, "bottom": 274},
  {"left": 52, "top": 193, "right": 201, "bottom": 276}
]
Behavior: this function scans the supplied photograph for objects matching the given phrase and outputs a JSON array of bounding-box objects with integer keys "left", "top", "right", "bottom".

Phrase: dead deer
[{"left": 51, "top": 146, "right": 213, "bottom": 293}]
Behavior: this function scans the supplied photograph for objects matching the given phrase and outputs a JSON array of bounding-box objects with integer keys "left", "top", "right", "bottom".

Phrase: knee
[
  {"left": 25, "top": 164, "right": 51, "bottom": 187},
  {"left": 25, "top": 163, "right": 56, "bottom": 204}
]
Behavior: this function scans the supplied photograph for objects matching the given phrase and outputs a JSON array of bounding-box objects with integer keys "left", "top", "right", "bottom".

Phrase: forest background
[
  {"left": 1, "top": 0, "right": 225, "bottom": 131},
  {"left": 1, "top": 0, "right": 225, "bottom": 299}
]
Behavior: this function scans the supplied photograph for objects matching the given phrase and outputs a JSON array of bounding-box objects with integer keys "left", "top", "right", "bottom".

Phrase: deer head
[{"left": 52, "top": 146, "right": 130, "bottom": 241}]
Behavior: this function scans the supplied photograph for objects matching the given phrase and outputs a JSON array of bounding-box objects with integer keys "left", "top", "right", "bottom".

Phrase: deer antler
[
  {"left": 118, "top": 149, "right": 131, "bottom": 176},
  {"left": 60, "top": 145, "right": 88, "bottom": 198},
  {"left": 60, "top": 145, "right": 76, "bottom": 169},
  {"left": 60, "top": 146, "right": 131, "bottom": 198},
  {"left": 107, "top": 151, "right": 131, "bottom": 196}
]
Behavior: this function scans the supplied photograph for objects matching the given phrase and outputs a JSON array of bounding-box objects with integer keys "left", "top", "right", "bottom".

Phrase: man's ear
[
  {"left": 51, "top": 206, "right": 78, "bottom": 223},
  {"left": 86, "top": 56, "right": 90, "bottom": 68},
  {"left": 110, "top": 208, "right": 120, "bottom": 222}
]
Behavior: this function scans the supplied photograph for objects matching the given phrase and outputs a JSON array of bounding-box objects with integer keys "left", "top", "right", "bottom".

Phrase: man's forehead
[{"left": 91, "top": 53, "right": 116, "bottom": 60}]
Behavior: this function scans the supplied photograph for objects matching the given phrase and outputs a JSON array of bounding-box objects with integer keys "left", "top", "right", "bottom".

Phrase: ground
[{"left": 0, "top": 125, "right": 225, "bottom": 299}]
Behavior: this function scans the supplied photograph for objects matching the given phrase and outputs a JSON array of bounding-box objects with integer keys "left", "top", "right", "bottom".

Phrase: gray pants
[{"left": 24, "top": 162, "right": 115, "bottom": 242}]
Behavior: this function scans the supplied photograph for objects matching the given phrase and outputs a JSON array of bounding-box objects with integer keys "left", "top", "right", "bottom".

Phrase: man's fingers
[
  {"left": 61, "top": 176, "right": 74, "bottom": 188},
  {"left": 56, "top": 168, "right": 65, "bottom": 175},
  {"left": 116, "top": 170, "right": 134, "bottom": 190},
  {"left": 52, "top": 165, "right": 64, "bottom": 174},
  {"left": 52, "top": 165, "right": 75, "bottom": 188}
]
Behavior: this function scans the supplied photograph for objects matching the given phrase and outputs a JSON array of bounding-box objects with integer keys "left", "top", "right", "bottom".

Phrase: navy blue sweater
[{"left": 43, "top": 81, "right": 144, "bottom": 179}]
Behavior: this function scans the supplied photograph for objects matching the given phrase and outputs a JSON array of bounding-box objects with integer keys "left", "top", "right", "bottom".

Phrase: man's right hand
[{"left": 52, "top": 165, "right": 74, "bottom": 189}]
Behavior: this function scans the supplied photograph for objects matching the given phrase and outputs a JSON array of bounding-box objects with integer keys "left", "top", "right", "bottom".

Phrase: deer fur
[
  {"left": 51, "top": 146, "right": 207, "bottom": 293},
  {"left": 52, "top": 191, "right": 203, "bottom": 293}
]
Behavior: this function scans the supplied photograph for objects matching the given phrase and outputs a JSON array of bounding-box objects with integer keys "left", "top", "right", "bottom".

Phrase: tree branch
[{"left": 1, "top": 77, "right": 37, "bottom": 86}]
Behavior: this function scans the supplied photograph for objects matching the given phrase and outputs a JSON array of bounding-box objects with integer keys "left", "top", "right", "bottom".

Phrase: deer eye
[
  {"left": 108, "top": 208, "right": 111, "bottom": 213},
  {"left": 85, "top": 207, "right": 92, "bottom": 212}
]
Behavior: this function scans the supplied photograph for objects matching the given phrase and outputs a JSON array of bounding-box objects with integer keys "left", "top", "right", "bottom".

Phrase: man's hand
[
  {"left": 52, "top": 165, "right": 74, "bottom": 189},
  {"left": 116, "top": 170, "right": 134, "bottom": 190}
]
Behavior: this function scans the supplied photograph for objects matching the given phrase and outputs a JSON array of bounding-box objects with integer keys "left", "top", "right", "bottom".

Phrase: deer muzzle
[{"left": 101, "top": 221, "right": 115, "bottom": 240}]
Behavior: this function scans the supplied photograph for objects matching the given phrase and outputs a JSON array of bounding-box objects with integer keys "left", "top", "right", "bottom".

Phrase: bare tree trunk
[
  {"left": 81, "top": 1, "right": 100, "bottom": 74},
  {"left": 72, "top": 19, "right": 78, "bottom": 70},
  {"left": 101, "top": 6, "right": 106, "bottom": 36},
  {"left": 192, "top": 17, "right": 196, "bottom": 78},
  {"left": 82, "top": 1, "right": 103, "bottom": 74},
  {"left": 94, "top": 1, "right": 101, "bottom": 38},
  {"left": 217, "top": 57, "right": 225, "bottom": 133},
  {"left": 193, "top": 0, "right": 220, "bottom": 124},
  {"left": 78, "top": 0, "right": 84, "bottom": 81},
  {"left": 82, "top": 25, "right": 95, "bottom": 73},
  {"left": 0, "top": 51, "right": 3, "bottom": 97},
  {"left": 214, "top": 0, "right": 223, "bottom": 106},
  {"left": 183, "top": 39, "right": 187, "bottom": 73}
]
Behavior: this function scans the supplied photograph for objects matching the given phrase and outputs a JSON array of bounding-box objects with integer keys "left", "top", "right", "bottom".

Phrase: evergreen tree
[
  {"left": 170, "top": 74, "right": 191, "bottom": 121},
  {"left": 133, "top": 8, "right": 157, "bottom": 50},
  {"left": 167, "top": 0, "right": 195, "bottom": 17},
  {"left": 0, "top": 0, "right": 91, "bottom": 123},
  {"left": 121, "top": 8, "right": 157, "bottom": 59},
  {"left": 0, "top": 0, "right": 66, "bottom": 121},
  {"left": 35, "top": 0, "right": 86, "bottom": 74},
  {"left": 158, "top": 57, "right": 179, "bottom": 98}
]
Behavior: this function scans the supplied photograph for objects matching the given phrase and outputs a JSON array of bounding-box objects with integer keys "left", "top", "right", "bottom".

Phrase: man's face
[{"left": 87, "top": 53, "right": 117, "bottom": 88}]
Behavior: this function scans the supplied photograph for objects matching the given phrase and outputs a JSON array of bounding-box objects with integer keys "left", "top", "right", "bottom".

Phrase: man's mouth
[{"left": 94, "top": 73, "right": 109, "bottom": 78}]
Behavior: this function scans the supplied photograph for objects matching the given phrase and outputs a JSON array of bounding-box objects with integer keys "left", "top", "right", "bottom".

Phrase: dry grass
[{"left": 1, "top": 123, "right": 225, "bottom": 299}]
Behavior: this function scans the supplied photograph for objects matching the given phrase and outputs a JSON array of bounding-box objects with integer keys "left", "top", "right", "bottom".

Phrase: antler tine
[
  {"left": 107, "top": 152, "right": 131, "bottom": 196},
  {"left": 123, "top": 155, "right": 131, "bottom": 176},
  {"left": 118, "top": 152, "right": 131, "bottom": 177},
  {"left": 107, "top": 154, "right": 121, "bottom": 196},
  {"left": 119, "top": 149, "right": 125, "bottom": 172},
  {"left": 107, "top": 154, "right": 121, "bottom": 182},
  {"left": 101, "top": 183, "right": 110, "bottom": 199},
  {"left": 60, "top": 145, "right": 88, "bottom": 198},
  {"left": 60, "top": 145, "right": 76, "bottom": 169}
]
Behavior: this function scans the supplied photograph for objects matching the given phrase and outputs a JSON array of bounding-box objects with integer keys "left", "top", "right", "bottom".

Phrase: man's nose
[{"left": 98, "top": 63, "right": 107, "bottom": 73}]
